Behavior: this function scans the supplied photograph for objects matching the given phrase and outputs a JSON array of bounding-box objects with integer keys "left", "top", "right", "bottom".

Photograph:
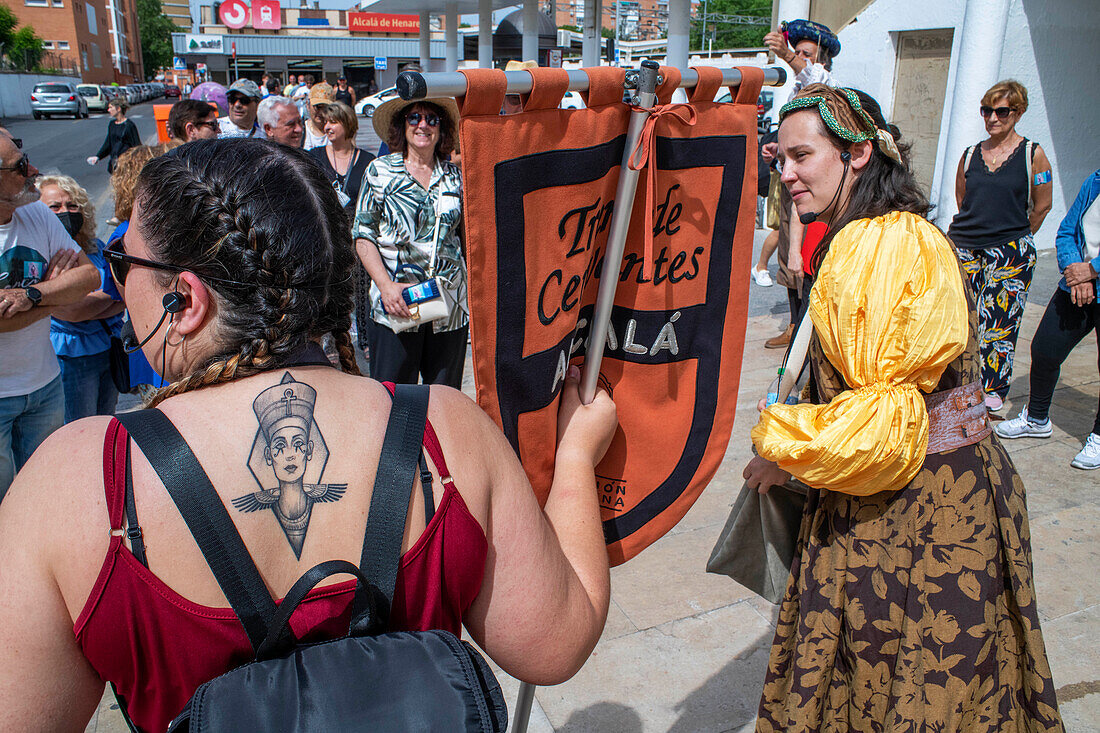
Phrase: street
[{"left": 1, "top": 103, "right": 162, "bottom": 240}]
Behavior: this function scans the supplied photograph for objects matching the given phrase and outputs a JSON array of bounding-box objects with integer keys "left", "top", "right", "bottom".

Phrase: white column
[
  {"left": 666, "top": 0, "right": 689, "bottom": 71},
  {"left": 445, "top": 2, "right": 459, "bottom": 71},
  {"left": 775, "top": 0, "right": 810, "bottom": 25},
  {"left": 522, "top": 0, "right": 539, "bottom": 62},
  {"left": 936, "top": 0, "right": 1011, "bottom": 225},
  {"left": 478, "top": 0, "right": 492, "bottom": 68},
  {"left": 582, "top": 0, "right": 602, "bottom": 67},
  {"left": 419, "top": 11, "right": 431, "bottom": 69}
]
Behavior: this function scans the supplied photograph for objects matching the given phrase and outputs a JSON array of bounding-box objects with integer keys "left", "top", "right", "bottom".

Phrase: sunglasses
[
  {"left": 406, "top": 112, "right": 440, "bottom": 127},
  {"left": 104, "top": 237, "right": 255, "bottom": 289},
  {"left": 227, "top": 93, "right": 256, "bottom": 105},
  {"left": 0, "top": 154, "right": 31, "bottom": 178},
  {"left": 104, "top": 237, "right": 188, "bottom": 287},
  {"left": 980, "top": 106, "right": 1016, "bottom": 119}
]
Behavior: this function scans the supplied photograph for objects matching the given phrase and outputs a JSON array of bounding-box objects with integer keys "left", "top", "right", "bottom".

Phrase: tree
[
  {"left": 136, "top": 0, "right": 177, "bottom": 76},
  {"left": 0, "top": 5, "right": 17, "bottom": 52},
  {"left": 10, "top": 25, "right": 44, "bottom": 71},
  {"left": 690, "top": 0, "right": 771, "bottom": 52}
]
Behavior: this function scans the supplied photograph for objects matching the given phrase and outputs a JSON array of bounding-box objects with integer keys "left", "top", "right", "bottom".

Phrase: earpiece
[
  {"left": 163, "top": 291, "right": 185, "bottom": 314},
  {"left": 840, "top": 150, "right": 852, "bottom": 162},
  {"left": 123, "top": 289, "right": 187, "bottom": 354}
]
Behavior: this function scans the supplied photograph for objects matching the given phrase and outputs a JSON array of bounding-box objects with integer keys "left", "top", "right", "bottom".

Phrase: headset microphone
[
  {"left": 798, "top": 150, "right": 852, "bottom": 225},
  {"left": 122, "top": 291, "right": 185, "bottom": 354}
]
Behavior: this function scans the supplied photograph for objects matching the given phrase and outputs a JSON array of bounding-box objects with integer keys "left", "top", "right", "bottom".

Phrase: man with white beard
[{"left": 0, "top": 127, "right": 98, "bottom": 500}]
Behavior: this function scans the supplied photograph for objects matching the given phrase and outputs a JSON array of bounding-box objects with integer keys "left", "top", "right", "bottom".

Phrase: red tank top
[{"left": 74, "top": 410, "right": 487, "bottom": 733}]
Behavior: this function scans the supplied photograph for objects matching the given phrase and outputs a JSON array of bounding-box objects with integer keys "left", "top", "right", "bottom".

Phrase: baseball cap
[
  {"left": 309, "top": 82, "right": 335, "bottom": 105},
  {"left": 226, "top": 79, "right": 262, "bottom": 101}
]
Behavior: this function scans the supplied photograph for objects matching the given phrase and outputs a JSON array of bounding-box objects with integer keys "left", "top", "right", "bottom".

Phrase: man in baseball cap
[{"left": 218, "top": 78, "right": 267, "bottom": 139}]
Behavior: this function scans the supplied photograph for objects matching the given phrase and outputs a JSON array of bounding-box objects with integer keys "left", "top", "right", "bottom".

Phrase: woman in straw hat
[
  {"left": 745, "top": 84, "right": 1063, "bottom": 731},
  {"left": 352, "top": 96, "right": 467, "bottom": 387}
]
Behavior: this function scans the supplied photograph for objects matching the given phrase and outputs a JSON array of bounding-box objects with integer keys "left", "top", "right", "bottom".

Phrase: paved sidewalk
[{"left": 85, "top": 232, "right": 1099, "bottom": 732}]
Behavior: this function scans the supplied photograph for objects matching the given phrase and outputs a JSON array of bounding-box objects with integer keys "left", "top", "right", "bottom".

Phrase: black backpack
[{"left": 115, "top": 384, "right": 507, "bottom": 732}]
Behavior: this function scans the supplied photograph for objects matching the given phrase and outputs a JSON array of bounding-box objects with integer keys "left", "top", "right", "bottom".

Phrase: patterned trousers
[{"left": 956, "top": 234, "right": 1036, "bottom": 397}]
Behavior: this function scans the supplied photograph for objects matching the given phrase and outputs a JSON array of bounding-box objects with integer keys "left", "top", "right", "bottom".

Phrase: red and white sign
[
  {"left": 218, "top": 0, "right": 249, "bottom": 29},
  {"left": 252, "top": 0, "right": 280, "bottom": 29},
  {"left": 347, "top": 12, "right": 419, "bottom": 33}
]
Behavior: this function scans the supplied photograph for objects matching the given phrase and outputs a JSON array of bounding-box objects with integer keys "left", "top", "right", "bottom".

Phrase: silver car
[{"left": 31, "top": 82, "right": 88, "bottom": 119}]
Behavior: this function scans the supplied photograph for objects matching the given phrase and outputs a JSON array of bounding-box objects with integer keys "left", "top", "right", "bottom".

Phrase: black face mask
[{"left": 57, "top": 211, "right": 84, "bottom": 239}]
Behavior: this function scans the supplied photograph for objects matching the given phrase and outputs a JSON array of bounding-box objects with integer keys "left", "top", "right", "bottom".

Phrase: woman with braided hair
[
  {"left": 0, "top": 138, "right": 617, "bottom": 732},
  {"left": 744, "top": 85, "right": 1063, "bottom": 731}
]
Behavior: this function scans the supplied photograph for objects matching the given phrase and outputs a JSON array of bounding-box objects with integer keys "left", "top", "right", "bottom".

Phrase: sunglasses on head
[
  {"left": 980, "top": 105, "right": 1016, "bottom": 119},
  {"left": 406, "top": 112, "right": 440, "bottom": 127},
  {"left": 0, "top": 153, "right": 31, "bottom": 178}
]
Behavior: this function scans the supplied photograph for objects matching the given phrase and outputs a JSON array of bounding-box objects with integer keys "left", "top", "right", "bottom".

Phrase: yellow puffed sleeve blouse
[{"left": 751, "top": 211, "right": 968, "bottom": 495}]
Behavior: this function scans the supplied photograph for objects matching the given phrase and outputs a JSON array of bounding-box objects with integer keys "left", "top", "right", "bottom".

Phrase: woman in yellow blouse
[{"left": 746, "top": 85, "right": 1063, "bottom": 732}]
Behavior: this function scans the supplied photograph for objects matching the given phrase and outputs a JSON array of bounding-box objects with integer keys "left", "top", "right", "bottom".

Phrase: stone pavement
[{"left": 85, "top": 231, "right": 1099, "bottom": 732}]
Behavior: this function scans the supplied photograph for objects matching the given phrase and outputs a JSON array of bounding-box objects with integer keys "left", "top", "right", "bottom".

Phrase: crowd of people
[{"left": 0, "top": 17, "right": 1092, "bottom": 732}]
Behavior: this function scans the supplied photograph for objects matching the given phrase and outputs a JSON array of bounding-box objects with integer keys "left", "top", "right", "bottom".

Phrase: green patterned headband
[
  {"left": 779, "top": 87, "right": 902, "bottom": 163},
  {"left": 779, "top": 88, "right": 877, "bottom": 141}
]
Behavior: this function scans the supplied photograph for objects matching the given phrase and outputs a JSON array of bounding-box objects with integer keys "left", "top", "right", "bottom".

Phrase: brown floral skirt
[{"left": 757, "top": 437, "right": 1064, "bottom": 732}]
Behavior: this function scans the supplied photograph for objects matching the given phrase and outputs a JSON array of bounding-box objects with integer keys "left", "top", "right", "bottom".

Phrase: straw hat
[
  {"left": 504, "top": 59, "right": 539, "bottom": 72},
  {"left": 372, "top": 96, "right": 461, "bottom": 151}
]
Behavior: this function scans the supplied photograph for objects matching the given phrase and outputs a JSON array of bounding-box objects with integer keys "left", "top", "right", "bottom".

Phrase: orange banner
[
  {"left": 347, "top": 12, "right": 419, "bottom": 33},
  {"left": 458, "top": 66, "right": 764, "bottom": 565}
]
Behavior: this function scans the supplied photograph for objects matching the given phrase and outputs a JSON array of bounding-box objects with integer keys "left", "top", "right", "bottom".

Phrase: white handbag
[{"left": 383, "top": 191, "right": 459, "bottom": 334}]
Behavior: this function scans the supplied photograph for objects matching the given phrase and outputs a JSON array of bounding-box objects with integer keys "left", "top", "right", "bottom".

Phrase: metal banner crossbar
[{"left": 396, "top": 62, "right": 784, "bottom": 733}]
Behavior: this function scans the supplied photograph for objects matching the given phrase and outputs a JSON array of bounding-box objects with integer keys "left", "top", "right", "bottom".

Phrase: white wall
[
  {"left": 0, "top": 72, "right": 84, "bottom": 119},
  {"left": 829, "top": 0, "right": 1100, "bottom": 249}
]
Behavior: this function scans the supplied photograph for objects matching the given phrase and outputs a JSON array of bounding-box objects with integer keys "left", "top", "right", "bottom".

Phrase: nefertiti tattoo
[{"left": 232, "top": 372, "right": 346, "bottom": 558}]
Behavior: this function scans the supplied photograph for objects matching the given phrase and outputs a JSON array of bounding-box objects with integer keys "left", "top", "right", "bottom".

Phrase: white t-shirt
[
  {"left": 217, "top": 116, "right": 267, "bottom": 139},
  {"left": 0, "top": 201, "right": 81, "bottom": 398},
  {"left": 1081, "top": 193, "right": 1100, "bottom": 260},
  {"left": 303, "top": 125, "right": 327, "bottom": 151}
]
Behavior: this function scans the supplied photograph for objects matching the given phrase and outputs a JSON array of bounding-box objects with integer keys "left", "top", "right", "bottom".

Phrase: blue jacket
[{"left": 1056, "top": 169, "right": 1100, "bottom": 296}]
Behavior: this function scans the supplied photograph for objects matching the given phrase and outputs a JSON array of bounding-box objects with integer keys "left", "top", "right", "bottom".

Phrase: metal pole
[
  {"left": 395, "top": 66, "right": 784, "bottom": 101},
  {"left": 512, "top": 680, "right": 537, "bottom": 733},
  {"left": 577, "top": 59, "right": 659, "bottom": 403}
]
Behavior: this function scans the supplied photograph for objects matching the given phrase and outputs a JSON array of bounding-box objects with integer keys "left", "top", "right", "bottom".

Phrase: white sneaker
[
  {"left": 984, "top": 392, "right": 1004, "bottom": 412},
  {"left": 994, "top": 407, "right": 1052, "bottom": 439},
  {"left": 1071, "top": 433, "right": 1100, "bottom": 470},
  {"left": 752, "top": 267, "right": 773, "bottom": 287}
]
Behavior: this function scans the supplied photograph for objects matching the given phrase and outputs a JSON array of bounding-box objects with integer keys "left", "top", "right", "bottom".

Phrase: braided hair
[{"left": 133, "top": 138, "right": 360, "bottom": 407}]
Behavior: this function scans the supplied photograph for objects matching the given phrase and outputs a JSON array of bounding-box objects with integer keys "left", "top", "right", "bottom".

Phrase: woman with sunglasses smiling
[
  {"left": 948, "top": 79, "right": 1053, "bottom": 412},
  {"left": 353, "top": 96, "right": 467, "bottom": 387}
]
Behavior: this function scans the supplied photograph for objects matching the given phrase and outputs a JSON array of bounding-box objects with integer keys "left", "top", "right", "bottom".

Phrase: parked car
[
  {"left": 77, "top": 84, "right": 109, "bottom": 112},
  {"left": 124, "top": 85, "right": 141, "bottom": 104},
  {"left": 715, "top": 89, "right": 774, "bottom": 132},
  {"left": 30, "top": 82, "right": 88, "bottom": 119},
  {"left": 355, "top": 86, "right": 400, "bottom": 117},
  {"left": 165, "top": 84, "right": 181, "bottom": 99}
]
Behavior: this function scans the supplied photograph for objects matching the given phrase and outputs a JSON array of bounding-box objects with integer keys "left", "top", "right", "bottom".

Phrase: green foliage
[
  {"left": 1, "top": 5, "right": 46, "bottom": 71},
  {"left": 10, "top": 25, "right": 44, "bottom": 70},
  {"left": 691, "top": 0, "right": 771, "bottom": 51},
  {"left": 137, "top": 0, "right": 178, "bottom": 75},
  {"left": 0, "top": 5, "right": 18, "bottom": 50},
  {"left": 559, "top": 24, "right": 580, "bottom": 33}
]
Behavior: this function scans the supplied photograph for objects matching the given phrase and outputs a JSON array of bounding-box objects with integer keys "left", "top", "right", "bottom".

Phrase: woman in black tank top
[{"left": 947, "top": 80, "right": 1053, "bottom": 411}]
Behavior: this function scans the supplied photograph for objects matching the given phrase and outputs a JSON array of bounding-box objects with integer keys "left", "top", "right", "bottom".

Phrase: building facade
[
  {"left": 174, "top": 6, "right": 446, "bottom": 90},
  {"left": 11, "top": 0, "right": 143, "bottom": 83},
  {"left": 829, "top": 0, "right": 1099, "bottom": 250}
]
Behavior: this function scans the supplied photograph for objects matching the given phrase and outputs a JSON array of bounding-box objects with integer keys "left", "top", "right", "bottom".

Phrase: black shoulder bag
[{"left": 115, "top": 384, "right": 506, "bottom": 732}]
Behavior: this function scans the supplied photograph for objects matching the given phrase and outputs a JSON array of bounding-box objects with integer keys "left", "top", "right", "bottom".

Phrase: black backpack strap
[
  {"left": 123, "top": 442, "right": 148, "bottom": 568},
  {"left": 114, "top": 409, "right": 277, "bottom": 653},
  {"left": 351, "top": 384, "right": 429, "bottom": 624}
]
